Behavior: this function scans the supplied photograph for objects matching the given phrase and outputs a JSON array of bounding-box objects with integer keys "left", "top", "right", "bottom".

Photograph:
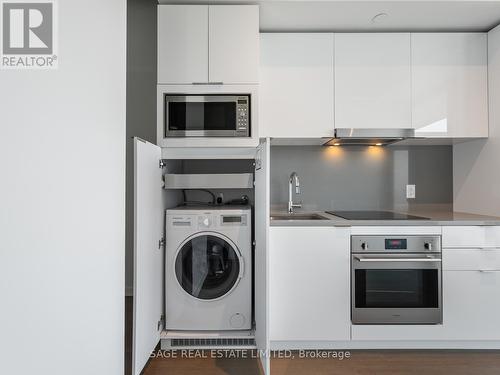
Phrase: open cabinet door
[
  {"left": 132, "top": 138, "right": 164, "bottom": 375},
  {"left": 254, "top": 139, "right": 271, "bottom": 375}
]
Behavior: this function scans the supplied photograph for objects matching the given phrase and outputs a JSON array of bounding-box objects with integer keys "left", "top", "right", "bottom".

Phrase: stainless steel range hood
[{"left": 324, "top": 128, "right": 415, "bottom": 146}]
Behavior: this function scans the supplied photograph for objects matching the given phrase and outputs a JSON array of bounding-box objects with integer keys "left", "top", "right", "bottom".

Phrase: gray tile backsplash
[{"left": 270, "top": 145, "right": 453, "bottom": 211}]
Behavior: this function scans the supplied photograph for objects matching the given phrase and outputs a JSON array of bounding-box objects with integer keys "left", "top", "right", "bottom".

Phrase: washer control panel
[
  {"left": 168, "top": 210, "right": 249, "bottom": 230},
  {"left": 198, "top": 215, "right": 213, "bottom": 229}
]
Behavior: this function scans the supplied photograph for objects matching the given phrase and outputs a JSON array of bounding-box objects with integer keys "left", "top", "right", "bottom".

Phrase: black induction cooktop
[{"left": 326, "top": 210, "right": 430, "bottom": 220}]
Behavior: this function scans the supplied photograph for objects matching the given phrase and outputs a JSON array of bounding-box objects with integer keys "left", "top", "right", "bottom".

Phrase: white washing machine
[{"left": 165, "top": 206, "right": 252, "bottom": 331}]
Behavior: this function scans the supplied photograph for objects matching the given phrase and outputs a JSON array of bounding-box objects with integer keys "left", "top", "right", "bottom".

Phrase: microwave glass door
[
  {"left": 354, "top": 268, "right": 439, "bottom": 309},
  {"left": 169, "top": 101, "right": 236, "bottom": 131}
]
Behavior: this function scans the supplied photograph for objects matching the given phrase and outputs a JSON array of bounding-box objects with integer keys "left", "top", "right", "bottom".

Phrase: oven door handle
[{"left": 354, "top": 256, "right": 442, "bottom": 263}]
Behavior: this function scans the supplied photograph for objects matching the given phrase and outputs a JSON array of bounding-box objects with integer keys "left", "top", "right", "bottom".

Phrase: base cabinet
[
  {"left": 269, "top": 226, "right": 351, "bottom": 342},
  {"left": 443, "top": 270, "right": 500, "bottom": 340}
]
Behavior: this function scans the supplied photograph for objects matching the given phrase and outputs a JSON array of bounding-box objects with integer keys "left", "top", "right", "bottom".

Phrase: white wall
[
  {"left": 0, "top": 1, "right": 126, "bottom": 374},
  {"left": 454, "top": 24, "right": 500, "bottom": 216}
]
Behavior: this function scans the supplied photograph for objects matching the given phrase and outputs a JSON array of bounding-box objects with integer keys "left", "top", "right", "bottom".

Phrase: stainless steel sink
[{"left": 270, "top": 213, "right": 328, "bottom": 221}]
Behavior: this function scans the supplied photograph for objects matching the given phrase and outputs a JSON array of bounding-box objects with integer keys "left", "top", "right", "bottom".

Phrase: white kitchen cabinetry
[
  {"left": 158, "top": 5, "right": 259, "bottom": 85},
  {"left": 254, "top": 140, "right": 271, "bottom": 375},
  {"left": 157, "top": 5, "right": 208, "bottom": 84},
  {"left": 334, "top": 33, "right": 411, "bottom": 129},
  {"left": 412, "top": 33, "right": 488, "bottom": 138},
  {"left": 443, "top": 270, "right": 500, "bottom": 340},
  {"left": 209, "top": 5, "right": 259, "bottom": 84},
  {"left": 442, "top": 226, "right": 500, "bottom": 248},
  {"left": 259, "top": 33, "right": 335, "bottom": 138},
  {"left": 132, "top": 139, "right": 169, "bottom": 375},
  {"left": 441, "top": 226, "right": 500, "bottom": 341},
  {"left": 269, "top": 226, "right": 351, "bottom": 342},
  {"left": 443, "top": 248, "right": 500, "bottom": 271}
]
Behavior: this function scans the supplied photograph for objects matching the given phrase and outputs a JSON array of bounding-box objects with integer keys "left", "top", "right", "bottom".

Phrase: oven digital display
[
  {"left": 223, "top": 216, "right": 242, "bottom": 223},
  {"left": 385, "top": 239, "right": 407, "bottom": 250}
]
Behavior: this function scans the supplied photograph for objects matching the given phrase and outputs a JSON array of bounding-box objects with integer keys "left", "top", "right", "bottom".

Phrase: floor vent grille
[{"left": 170, "top": 338, "right": 256, "bottom": 347}]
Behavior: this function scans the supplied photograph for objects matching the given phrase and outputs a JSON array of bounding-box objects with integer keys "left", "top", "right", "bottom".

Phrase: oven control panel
[
  {"left": 385, "top": 238, "right": 407, "bottom": 249},
  {"left": 351, "top": 235, "right": 441, "bottom": 253}
]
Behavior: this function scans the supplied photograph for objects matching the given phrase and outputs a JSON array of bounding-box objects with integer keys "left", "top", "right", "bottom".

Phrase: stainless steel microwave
[{"left": 163, "top": 94, "right": 250, "bottom": 138}]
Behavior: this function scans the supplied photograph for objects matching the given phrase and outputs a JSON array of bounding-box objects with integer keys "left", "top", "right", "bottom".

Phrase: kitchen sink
[{"left": 270, "top": 213, "right": 328, "bottom": 221}]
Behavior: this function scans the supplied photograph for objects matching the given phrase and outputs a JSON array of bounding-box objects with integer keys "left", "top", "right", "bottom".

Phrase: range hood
[{"left": 323, "top": 128, "right": 415, "bottom": 146}]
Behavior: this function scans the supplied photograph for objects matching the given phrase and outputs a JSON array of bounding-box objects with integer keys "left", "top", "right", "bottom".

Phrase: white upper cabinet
[
  {"left": 209, "top": 5, "right": 259, "bottom": 84},
  {"left": 411, "top": 33, "right": 488, "bottom": 138},
  {"left": 157, "top": 5, "right": 208, "bottom": 84},
  {"left": 335, "top": 33, "right": 412, "bottom": 129},
  {"left": 158, "top": 5, "right": 259, "bottom": 85},
  {"left": 259, "top": 33, "right": 335, "bottom": 138}
]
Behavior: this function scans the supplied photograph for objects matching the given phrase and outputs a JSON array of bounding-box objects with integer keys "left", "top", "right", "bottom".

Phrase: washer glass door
[{"left": 175, "top": 234, "right": 241, "bottom": 300}]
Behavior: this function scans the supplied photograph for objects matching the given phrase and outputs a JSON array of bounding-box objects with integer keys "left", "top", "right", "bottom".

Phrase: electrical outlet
[{"left": 406, "top": 184, "right": 416, "bottom": 199}]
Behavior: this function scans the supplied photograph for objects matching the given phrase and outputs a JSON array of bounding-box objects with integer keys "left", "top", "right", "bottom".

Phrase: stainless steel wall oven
[{"left": 351, "top": 235, "right": 442, "bottom": 325}]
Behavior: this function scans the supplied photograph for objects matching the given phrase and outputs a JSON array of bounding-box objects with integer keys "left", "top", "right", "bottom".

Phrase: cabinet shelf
[{"left": 164, "top": 173, "right": 254, "bottom": 189}]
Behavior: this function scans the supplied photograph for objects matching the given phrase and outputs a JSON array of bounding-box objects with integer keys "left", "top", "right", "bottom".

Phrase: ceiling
[{"left": 158, "top": 1, "right": 500, "bottom": 32}]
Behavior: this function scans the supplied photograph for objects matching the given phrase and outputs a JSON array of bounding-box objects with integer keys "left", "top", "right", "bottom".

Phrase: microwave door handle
[{"left": 354, "top": 256, "right": 442, "bottom": 263}]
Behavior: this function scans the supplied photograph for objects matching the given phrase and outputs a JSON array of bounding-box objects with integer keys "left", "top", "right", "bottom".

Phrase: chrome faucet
[{"left": 288, "top": 172, "right": 302, "bottom": 213}]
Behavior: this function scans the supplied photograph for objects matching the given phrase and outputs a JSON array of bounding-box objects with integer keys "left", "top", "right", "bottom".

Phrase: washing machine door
[{"left": 174, "top": 233, "right": 243, "bottom": 300}]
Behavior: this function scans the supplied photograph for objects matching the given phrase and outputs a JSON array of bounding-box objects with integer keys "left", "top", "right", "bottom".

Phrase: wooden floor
[
  {"left": 125, "top": 297, "right": 500, "bottom": 375},
  {"left": 272, "top": 350, "right": 500, "bottom": 375}
]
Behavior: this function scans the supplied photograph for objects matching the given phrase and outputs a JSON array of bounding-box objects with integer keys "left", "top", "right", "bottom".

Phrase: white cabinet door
[
  {"left": 132, "top": 139, "right": 164, "bottom": 375},
  {"left": 269, "top": 226, "right": 351, "bottom": 342},
  {"left": 443, "top": 271, "right": 500, "bottom": 340},
  {"left": 157, "top": 5, "right": 208, "bottom": 84},
  {"left": 412, "top": 33, "right": 488, "bottom": 138},
  {"left": 260, "top": 33, "right": 335, "bottom": 138},
  {"left": 335, "top": 33, "right": 411, "bottom": 129},
  {"left": 442, "top": 226, "right": 500, "bottom": 248},
  {"left": 209, "top": 5, "right": 259, "bottom": 84},
  {"left": 254, "top": 140, "right": 270, "bottom": 374}
]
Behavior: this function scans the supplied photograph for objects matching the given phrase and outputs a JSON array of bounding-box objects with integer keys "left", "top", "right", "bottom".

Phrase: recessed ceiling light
[
  {"left": 371, "top": 12, "right": 389, "bottom": 24},
  {"left": 375, "top": 143, "right": 383, "bottom": 146}
]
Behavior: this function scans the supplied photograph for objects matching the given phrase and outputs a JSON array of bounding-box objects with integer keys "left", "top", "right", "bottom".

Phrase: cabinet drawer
[
  {"left": 442, "top": 226, "right": 500, "bottom": 248},
  {"left": 443, "top": 271, "right": 500, "bottom": 340},
  {"left": 443, "top": 248, "right": 500, "bottom": 271}
]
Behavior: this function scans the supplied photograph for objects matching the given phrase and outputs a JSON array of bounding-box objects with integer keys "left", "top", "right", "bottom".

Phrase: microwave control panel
[{"left": 236, "top": 96, "right": 250, "bottom": 135}]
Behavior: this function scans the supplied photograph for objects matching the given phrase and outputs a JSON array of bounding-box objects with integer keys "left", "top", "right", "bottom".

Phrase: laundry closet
[
  {"left": 132, "top": 139, "right": 270, "bottom": 375},
  {"left": 131, "top": 4, "right": 268, "bottom": 375}
]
